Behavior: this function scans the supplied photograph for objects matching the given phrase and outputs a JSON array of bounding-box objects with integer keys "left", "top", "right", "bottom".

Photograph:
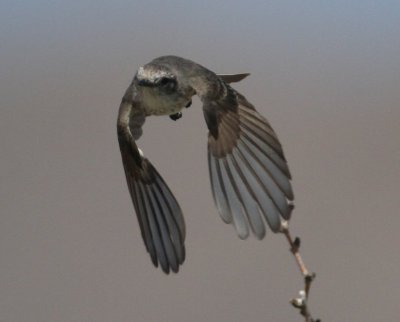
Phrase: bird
[{"left": 117, "top": 56, "right": 294, "bottom": 274}]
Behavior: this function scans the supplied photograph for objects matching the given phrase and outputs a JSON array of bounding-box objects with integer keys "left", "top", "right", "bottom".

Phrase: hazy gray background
[{"left": 1, "top": 1, "right": 399, "bottom": 321}]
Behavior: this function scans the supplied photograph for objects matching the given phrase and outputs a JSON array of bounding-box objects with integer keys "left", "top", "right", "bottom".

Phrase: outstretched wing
[
  {"left": 117, "top": 84, "right": 185, "bottom": 274},
  {"left": 203, "top": 83, "right": 294, "bottom": 239}
]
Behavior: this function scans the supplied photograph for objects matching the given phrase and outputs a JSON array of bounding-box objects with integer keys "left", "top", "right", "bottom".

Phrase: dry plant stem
[{"left": 281, "top": 222, "right": 319, "bottom": 322}]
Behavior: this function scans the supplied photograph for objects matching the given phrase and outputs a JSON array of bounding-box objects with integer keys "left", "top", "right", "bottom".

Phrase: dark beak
[{"left": 137, "top": 78, "right": 154, "bottom": 87}]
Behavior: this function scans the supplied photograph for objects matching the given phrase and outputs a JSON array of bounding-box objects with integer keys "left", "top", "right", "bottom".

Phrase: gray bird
[{"left": 117, "top": 56, "right": 294, "bottom": 274}]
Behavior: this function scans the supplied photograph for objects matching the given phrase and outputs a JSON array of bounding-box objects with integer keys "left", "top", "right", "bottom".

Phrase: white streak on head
[{"left": 136, "top": 66, "right": 172, "bottom": 83}]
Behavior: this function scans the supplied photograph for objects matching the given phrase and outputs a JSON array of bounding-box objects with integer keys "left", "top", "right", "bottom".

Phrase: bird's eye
[
  {"left": 157, "top": 77, "right": 177, "bottom": 92},
  {"left": 159, "top": 77, "right": 172, "bottom": 86}
]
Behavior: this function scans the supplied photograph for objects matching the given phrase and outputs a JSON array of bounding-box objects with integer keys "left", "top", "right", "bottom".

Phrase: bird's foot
[
  {"left": 169, "top": 112, "right": 182, "bottom": 121},
  {"left": 185, "top": 100, "right": 192, "bottom": 108}
]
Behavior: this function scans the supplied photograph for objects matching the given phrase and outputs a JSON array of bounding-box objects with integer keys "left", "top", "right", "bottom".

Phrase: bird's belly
[
  {"left": 144, "top": 95, "right": 185, "bottom": 116},
  {"left": 146, "top": 104, "right": 183, "bottom": 116}
]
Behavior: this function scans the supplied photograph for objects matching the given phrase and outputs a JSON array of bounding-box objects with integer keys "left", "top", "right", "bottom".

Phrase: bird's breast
[{"left": 142, "top": 90, "right": 187, "bottom": 116}]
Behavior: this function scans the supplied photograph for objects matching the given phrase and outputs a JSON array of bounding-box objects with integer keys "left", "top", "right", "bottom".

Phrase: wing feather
[
  {"left": 219, "top": 157, "right": 249, "bottom": 239},
  {"left": 208, "top": 151, "right": 232, "bottom": 223},
  {"left": 204, "top": 84, "right": 294, "bottom": 236},
  {"left": 117, "top": 86, "right": 185, "bottom": 273}
]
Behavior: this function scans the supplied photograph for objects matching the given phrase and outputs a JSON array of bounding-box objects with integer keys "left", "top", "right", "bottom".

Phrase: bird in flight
[{"left": 117, "top": 56, "right": 294, "bottom": 274}]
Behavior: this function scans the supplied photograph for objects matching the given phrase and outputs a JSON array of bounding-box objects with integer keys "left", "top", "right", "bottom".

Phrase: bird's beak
[{"left": 137, "top": 78, "right": 154, "bottom": 87}]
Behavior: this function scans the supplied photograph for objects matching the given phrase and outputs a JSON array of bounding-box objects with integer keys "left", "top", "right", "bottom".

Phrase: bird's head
[
  {"left": 134, "top": 63, "right": 194, "bottom": 114},
  {"left": 135, "top": 65, "right": 178, "bottom": 95}
]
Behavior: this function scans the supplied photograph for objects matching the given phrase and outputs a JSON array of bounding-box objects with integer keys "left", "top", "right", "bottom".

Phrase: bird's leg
[{"left": 169, "top": 112, "right": 182, "bottom": 121}]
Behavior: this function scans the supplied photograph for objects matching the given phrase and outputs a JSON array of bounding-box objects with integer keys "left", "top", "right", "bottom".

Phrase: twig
[{"left": 281, "top": 221, "right": 320, "bottom": 322}]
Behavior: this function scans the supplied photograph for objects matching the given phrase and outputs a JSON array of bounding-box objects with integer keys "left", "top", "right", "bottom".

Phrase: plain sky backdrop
[{"left": 1, "top": 1, "right": 400, "bottom": 321}]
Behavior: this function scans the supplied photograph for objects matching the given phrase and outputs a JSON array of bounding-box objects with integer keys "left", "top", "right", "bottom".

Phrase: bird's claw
[
  {"left": 169, "top": 112, "right": 182, "bottom": 121},
  {"left": 185, "top": 100, "right": 192, "bottom": 108}
]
